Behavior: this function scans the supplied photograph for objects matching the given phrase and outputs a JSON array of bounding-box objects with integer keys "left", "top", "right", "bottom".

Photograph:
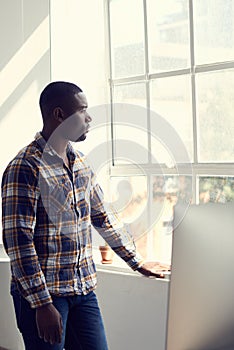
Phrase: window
[{"left": 107, "top": 0, "right": 234, "bottom": 263}]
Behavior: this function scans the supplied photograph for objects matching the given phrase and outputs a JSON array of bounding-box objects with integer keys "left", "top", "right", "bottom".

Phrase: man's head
[{"left": 39, "top": 81, "right": 91, "bottom": 142}]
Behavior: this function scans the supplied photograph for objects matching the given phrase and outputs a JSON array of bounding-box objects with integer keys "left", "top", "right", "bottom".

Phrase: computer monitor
[{"left": 166, "top": 202, "right": 234, "bottom": 350}]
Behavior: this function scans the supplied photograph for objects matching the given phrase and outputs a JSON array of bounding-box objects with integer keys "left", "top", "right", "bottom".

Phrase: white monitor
[{"left": 166, "top": 202, "right": 234, "bottom": 350}]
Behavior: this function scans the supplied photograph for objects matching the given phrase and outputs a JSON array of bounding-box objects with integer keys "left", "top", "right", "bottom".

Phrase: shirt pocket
[
  {"left": 45, "top": 182, "right": 75, "bottom": 229},
  {"left": 45, "top": 180, "right": 73, "bottom": 218},
  {"left": 38, "top": 177, "right": 73, "bottom": 219}
]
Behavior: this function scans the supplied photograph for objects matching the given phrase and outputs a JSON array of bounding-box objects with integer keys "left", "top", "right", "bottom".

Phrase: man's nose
[{"left": 86, "top": 112, "right": 92, "bottom": 122}]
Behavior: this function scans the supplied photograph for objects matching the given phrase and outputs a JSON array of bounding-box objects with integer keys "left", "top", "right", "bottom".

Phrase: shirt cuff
[
  {"left": 25, "top": 289, "right": 53, "bottom": 309},
  {"left": 126, "top": 253, "right": 145, "bottom": 271}
]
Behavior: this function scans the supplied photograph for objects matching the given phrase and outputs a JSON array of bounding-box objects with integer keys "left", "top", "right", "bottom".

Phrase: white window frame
[{"left": 106, "top": 0, "right": 234, "bottom": 204}]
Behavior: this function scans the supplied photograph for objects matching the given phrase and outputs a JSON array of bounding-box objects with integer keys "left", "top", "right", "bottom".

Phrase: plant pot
[{"left": 99, "top": 245, "right": 114, "bottom": 264}]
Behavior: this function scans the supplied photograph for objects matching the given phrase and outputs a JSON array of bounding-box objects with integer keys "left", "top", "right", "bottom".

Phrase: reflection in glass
[
  {"left": 194, "top": 0, "right": 234, "bottom": 64},
  {"left": 151, "top": 175, "right": 192, "bottom": 263},
  {"left": 196, "top": 70, "right": 234, "bottom": 162},
  {"left": 109, "top": 175, "right": 192, "bottom": 262},
  {"left": 199, "top": 176, "right": 234, "bottom": 203},
  {"left": 109, "top": 176, "right": 148, "bottom": 258},
  {"left": 109, "top": 0, "right": 145, "bottom": 78},
  {"left": 147, "top": 0, "right": 190, "bottom": 72}
]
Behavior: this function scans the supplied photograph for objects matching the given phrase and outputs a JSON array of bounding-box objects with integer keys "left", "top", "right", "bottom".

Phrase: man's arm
[
  {"left": 90, "top": 178, "right": 143, "bottom": 269},
  {"left": 90, "top": 172, "right": 169, "bottom": 278},
  {"left": 90, "top": 174, "right": 158, "bottom": 270},
  {"left": 2, "top": 159, "right": 52, "bottom": 308},
  {"left": 2, "top": 159, "right": 63, "bottom": 344}
]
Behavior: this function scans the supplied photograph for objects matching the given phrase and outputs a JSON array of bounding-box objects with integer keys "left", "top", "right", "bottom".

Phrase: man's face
[{"left": 61, "top": 92, "right": 92, "bottom": 142}]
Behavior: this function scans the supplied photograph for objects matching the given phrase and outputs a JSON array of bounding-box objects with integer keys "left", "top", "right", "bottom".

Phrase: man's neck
[{"left": 41, "top": 129, "right": 68, "bottom": 158}]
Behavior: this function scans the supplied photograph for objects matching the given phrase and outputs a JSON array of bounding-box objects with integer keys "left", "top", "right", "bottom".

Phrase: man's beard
[{"left": 76, "top": 133, "right": 86, "bottom": 142}]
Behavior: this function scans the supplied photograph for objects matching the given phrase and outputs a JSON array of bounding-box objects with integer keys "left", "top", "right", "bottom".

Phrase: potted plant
[{"left": 99, "top": 242, "right": 114, "bottom": 264}]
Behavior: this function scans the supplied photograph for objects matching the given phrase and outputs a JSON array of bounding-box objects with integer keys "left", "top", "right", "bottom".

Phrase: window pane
[
  {"left": 109, "top": 176, "right": 148, "bottom": 258},
  {"left": 113, "top": 83, "right": 148, "bottom": 164},
  {"left": 147, "top": 0, "right": 190, "bottom": 73},
  {"left": 196, "top": 70, "right": 234, "bottom": 162},
  {"left": 104, "top": 175, "right": 192, "bottom": 263},
  {"left": 151, "top": 175, "right": 192, "bottom": 263},
  {"left": 194, "top": 0, "right": 234, "bottom": 64},
  {"left": 199, "top": 176, "right": 234, "bottom": 203},
  {"left": 113, "top": 83, "right": 146, "bottom": 107},
  {"left": 109, "top": 0, "right": 145, "bottom": 78},
  {"left": 150, "top": 75, "right": 193, "bottom": 163}
]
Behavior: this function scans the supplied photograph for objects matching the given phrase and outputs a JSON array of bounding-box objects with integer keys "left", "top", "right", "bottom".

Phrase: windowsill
[
  {"left": 96, "top": 263, "right": 170, "bottom": 281},
  {"left": 92, "top": 246, "right": 131, "bottom": 269}
]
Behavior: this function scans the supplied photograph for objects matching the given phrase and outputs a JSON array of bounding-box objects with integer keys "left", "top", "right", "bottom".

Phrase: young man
[{"left": 2, "top": 81, "right": 163, "bottom": 350}]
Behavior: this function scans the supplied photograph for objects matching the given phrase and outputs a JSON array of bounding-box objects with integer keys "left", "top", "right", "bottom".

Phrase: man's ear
[{"left": 53, "top": 107, "right": 65, "bottom": 123}]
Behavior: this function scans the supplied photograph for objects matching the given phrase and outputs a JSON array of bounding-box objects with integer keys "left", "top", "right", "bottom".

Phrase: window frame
[{"left": 106, "top": 0, "right": 234, "bottom": 202}]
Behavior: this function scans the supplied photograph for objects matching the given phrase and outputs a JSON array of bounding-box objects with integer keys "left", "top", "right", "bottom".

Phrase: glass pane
[
  {"left": 147, "top": 0, "right": 190, "bottom": 73},
  {"left": 109, "top": 0, "right": 145, "bottom": 78},
  {"left": 150, "top": 75, "right": 193, "bottom": 163},
  {"left": 196, "top": 70, "right": 234, "bottom": 162},
  {"left": 113, "top": 83, "right": 146, "bottom": 107},
  {"left": 199, "top": 176, "right": 234, "bottom": 203},
  {"left": 151, "top": 175, "right": 192, "bottom": 263},
  {"left": 194, "top": 0, "right": 234, "bottom": 64},
  {"left": 109, "top": 176, "right": 148, "bottom": 258},
  {"left": 109, "top": 175, "right": 192, "bottom": 262},
  {"left": 113, "top": 83, "right": 148, "bottom": 164}
]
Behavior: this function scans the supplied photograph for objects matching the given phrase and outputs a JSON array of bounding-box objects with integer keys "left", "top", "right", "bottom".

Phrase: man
[{"left": 2, "top": 81, "right": 165, "bottom": 350}]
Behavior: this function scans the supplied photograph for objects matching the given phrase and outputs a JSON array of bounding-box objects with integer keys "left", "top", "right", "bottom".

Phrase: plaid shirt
[{"left": 2, "top": 132, "right": 143, "bottom": 308}]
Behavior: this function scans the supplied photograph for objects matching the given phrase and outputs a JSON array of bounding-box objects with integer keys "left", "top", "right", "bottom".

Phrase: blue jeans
[{"left": 12, "top": 290, "right": 109, "bottom": 350}]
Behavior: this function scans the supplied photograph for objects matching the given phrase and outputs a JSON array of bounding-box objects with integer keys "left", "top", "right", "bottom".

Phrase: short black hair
[{"left": 39, "top": 81, "right": 83, "bottom": 120}]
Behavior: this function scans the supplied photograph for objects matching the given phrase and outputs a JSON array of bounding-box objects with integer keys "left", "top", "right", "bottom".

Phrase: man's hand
[
  {"left": 36, "top": 303, "right": 63, "bottom": 345},
  {"left": 136, "top": 261, "right": 171, "bottom": 279}
]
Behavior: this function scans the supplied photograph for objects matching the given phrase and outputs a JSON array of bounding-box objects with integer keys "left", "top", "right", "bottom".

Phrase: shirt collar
[{"left": 35, "top": 132, "right": 77, "bottom": 162}]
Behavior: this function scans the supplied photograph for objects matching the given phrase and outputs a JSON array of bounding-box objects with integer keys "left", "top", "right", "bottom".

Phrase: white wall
[
  {"left": 0, "top": 0, "right": 51, "bottom": 243},
  {"left": 96, "top": 269, "right": 169, "bottom": 350},
  {"left": 0, "top": 0, "right": 51, "bottom": 168},
  {"left": 50, "top": 0, "right": 109, "bottom": 107},
  {"left": 0, "top": 259, "right": 24, "bottom": 350}
]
